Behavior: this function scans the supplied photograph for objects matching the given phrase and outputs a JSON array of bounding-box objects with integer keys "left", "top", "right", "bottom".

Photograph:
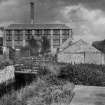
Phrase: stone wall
[{"left": 0, "top": 66, "right": 15, "bottom": 84}]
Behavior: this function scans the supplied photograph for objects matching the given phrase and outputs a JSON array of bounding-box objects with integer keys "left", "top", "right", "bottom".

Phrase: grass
[{"left": 0, "top": 76, "right": 75, "bottom": 105}]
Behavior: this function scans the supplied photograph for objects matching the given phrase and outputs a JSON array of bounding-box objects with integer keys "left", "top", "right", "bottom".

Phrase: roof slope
[
  {"left": 5, "top": 24, "right": 70, "bottom": 29},
  {"left": 60, "top": 39, "right": 101, "bottom": 53},
  {"left": 59, "top": 37, "right": 72, "bottom": 50}
]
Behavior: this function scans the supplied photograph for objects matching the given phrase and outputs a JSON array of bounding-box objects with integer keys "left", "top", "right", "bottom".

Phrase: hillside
[{"left": 92, "top": 40, "right": 105, "bottom": 53}]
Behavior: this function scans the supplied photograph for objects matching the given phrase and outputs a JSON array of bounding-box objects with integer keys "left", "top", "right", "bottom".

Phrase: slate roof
[
  {"left": 59, "top": 39, "right": 101, "bottom": 53},
  {"left": 5, "top": 24, "right": 70, "bottom": 30}
]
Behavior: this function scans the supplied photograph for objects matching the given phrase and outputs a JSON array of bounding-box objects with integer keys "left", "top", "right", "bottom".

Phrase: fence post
[{"left": 84, "top": 52, "right": 85, "bottom": 63}]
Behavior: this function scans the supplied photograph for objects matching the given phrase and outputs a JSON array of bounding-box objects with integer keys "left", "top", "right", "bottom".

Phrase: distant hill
[{"left": 92, "top": 40, "right": 105, "bottom": 53}]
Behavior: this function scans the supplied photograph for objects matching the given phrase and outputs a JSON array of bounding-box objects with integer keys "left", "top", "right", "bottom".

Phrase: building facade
[
  {"left": 2, "top": 24, "right": 72, "bottom": 54},
  {"left": 57, "top": 39, "right": 105, "bottom": 65}
]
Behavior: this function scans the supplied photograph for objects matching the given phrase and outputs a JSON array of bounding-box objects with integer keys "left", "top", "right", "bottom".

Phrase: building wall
[
  {"left": 85, "top": 52, "right": 105, "bottom": 65},
  {"left": 57, "top": 52, "right": 105, "bottom": 65}
]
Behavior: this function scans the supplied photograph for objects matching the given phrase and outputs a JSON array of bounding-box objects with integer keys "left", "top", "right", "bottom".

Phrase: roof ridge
[
  {"left": 6, "top": 23, "right": 70, "bottom": 29},
  {"left": 9, "top": 23, "right": 67, "bottom": 25}
]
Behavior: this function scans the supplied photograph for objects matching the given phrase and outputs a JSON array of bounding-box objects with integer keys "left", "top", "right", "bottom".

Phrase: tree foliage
[
  {"left": 20, "top": 36, "right": 50, "bottom": 57},
  {"left": 59, "top": 64, "right": 105, "bottom": 86},
  {"left": 41, "top": 36, "right": 50, "bottom": 54}
]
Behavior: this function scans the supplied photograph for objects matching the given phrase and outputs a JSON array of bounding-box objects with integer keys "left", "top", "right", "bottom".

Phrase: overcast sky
[{"left": 0, "top": 0, "right": 105, "bottom": 43}]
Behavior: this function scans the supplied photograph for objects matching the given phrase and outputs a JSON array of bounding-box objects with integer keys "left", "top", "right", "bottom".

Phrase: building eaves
[{"left": 5, "top": 24, "right": 70, "bottom": 30}]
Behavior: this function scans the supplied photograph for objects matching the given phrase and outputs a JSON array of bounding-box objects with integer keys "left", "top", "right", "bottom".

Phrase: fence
[{"left": 15, "top": 55, "right": 54, "bottom": 74}]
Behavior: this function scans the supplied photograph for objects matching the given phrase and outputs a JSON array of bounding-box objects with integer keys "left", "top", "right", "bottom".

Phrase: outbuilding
[{"left": 57, "top": 39, "right": 105, "bottom": 65}]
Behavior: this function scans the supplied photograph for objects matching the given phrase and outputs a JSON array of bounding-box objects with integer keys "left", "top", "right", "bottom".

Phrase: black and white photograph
[{"left": 0, "top": 0, "right": 105, "bottom": 105}]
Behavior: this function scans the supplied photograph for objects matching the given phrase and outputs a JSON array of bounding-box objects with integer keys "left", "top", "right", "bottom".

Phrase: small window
[
  {"left": 25, "top": 30, "right": 32, "bottom": 40},
  {"left": 6, "top": 30, "right": 12, "bottom": 41},
  {"left": 15, "top": 30, "right": 23, "bottom": 41},
  {"left": 44, "top": 29, "right": 50, "bottom": 36},
  {"left": 53, "top": 29, "right": 60, "bottom": 35},
  {"left": 35, "top": 29, "right": 42, "bottom": 35},
  {"left": 62, "top": 29, "right": 69, "bottom": 35}
]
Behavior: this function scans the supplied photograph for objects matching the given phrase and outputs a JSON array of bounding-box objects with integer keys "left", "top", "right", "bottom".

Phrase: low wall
[{"left": 0, "top": 66, "right": 15, "bottom": 84}]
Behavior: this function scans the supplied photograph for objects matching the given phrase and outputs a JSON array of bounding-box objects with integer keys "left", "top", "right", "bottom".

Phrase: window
[
  {"left": 35, "top": 29, "right": 42, "bottom": 36},
  {"left": 62, "top": 29, "right": 69, "bottom": 35},
  {"left": 6, "top": 30, "right": 12, "bottom": 41},
  {"left": 0, "top": 47, "right": 3, "bottom": 54},
  {"left": 44, "top": 29, "right": 50, "bottom": 36},
  {"left": 15, "top": 30, "right": 23, "bottom": 41},
  {"left": 53, "top": 29, "right": 60, "bottom": 35},
  {"left": 25, "top": 30, "right": 32, "bottom": 40},
  {"left": 0, "top": 38, "right": 3, "bottom": 46}
]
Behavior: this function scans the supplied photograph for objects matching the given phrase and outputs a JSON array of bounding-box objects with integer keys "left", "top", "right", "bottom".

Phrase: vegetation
[
  {"left": 0, "top": 57, "right": 13, "bottom": 70},
  {"left": 41, "top": 36, "right": 50, "bottom": 54},
  {"left": 20, "top": 37, "right": 41, "bottom": 57},
  {"left": 92, "top": 39, "right": 105, "bottom": 53},
  {"left": 59, "top": 64, "right": 105, "bottom": 86},
  {"left": 19, "top": 36, "right": 50, "bottom": 57},
  {"left": 0, "top": 76, "right": 74, "bottom": 105}
]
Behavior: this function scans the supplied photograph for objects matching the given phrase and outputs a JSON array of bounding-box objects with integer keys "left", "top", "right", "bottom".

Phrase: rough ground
[{"left": 70, "top": 85, "right": 105, "bottom": 105}]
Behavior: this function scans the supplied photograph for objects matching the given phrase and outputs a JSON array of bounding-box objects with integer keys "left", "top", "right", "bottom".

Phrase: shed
[{"left": 57, "top": 39, "right": 105, "bottom": 65}]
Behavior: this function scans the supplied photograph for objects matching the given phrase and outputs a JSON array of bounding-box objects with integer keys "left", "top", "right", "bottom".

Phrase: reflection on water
[{"left": 0, "top": 73, "right": 37, "bottom": 97}]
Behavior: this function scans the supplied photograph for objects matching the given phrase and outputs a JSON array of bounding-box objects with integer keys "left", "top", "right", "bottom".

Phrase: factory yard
[{"left": 70, "top": 85, "right": 105, "bottom": 105}]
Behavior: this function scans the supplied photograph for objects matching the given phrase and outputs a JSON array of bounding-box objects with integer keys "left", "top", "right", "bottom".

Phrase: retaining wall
[{"left": 0, "top": 66, "right": 15, "bottom": 84}]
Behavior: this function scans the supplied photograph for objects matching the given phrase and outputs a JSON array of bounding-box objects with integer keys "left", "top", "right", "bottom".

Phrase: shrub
[
  {"left": 59, "top": 64, "right": 105, "bottom": 86},
  {"left": 0, "top": 77, "right": 74, "bottom": 105}
]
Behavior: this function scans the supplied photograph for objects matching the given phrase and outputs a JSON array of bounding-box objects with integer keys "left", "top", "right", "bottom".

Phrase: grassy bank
[{"left": 0, "top": 75, "right": 74, "bottom": 105}]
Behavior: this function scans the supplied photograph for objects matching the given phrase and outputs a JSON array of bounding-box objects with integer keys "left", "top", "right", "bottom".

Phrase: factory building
[
  {"left": 1, "top": 2, "right": 72, "bottom": 54},
  {"left": 2, "top": 24, "right": 72, "bottom": 54},
  {"left": 57, "top": 39, "right": 105, "bottom": 65}
]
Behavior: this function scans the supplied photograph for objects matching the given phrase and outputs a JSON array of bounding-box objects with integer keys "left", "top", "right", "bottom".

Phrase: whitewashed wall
[
  {"left": 0, "top": 66, "right": 15, "bottom": 84},
  {"left": 57, "top": 52, "right": 105, "bottom": 65}
]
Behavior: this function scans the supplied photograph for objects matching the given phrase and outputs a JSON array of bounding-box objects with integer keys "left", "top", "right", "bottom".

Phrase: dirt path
[{"left": 70, "top": 85, "right": 105, "bottom": 105}]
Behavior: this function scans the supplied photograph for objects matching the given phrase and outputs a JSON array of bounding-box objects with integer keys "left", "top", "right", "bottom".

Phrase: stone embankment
[{"left": 0, "top": 66, "right": 15, "bottom": 85}]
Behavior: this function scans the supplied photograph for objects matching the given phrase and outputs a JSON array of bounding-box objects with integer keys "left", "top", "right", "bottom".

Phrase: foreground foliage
[
  {"left": 0, "top": 75, "right": 74, "bottom": 105},
  {"left": 59, "top": 64, "right": 105, "bottom": 86}
]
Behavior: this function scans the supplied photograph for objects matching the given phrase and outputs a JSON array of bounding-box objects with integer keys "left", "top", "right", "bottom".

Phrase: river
[{"left": 0, "top": 73, "right": 37, "bottom": 97}]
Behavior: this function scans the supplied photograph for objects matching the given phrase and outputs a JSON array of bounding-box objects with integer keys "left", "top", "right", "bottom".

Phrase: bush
[
  {"left": 59, "top": 64, "right": 105, "bottom": 86},
  {"left": 0, "top": 77, "right": 74, "bottom": 105}
]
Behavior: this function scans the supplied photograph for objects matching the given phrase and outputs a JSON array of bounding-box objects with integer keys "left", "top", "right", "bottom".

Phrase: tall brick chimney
[{"left": 30, "top": 2, "right": 34, "bottom": 24}]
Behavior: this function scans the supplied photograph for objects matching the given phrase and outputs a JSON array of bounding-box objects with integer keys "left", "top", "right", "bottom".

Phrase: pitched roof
[
  {"left": 59, "top": 37, "right": 72, "bottom": 50},
  {"left": 5, "top": 24, "right": 70, "bottom": 30},
  {"left": 59, "top": 39, "right": 101, "bottom": 53}
]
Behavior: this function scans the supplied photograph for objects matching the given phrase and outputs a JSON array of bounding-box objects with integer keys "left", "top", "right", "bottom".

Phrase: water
[{"left": 0, "top": 73, "right": 37, "bottom": 97}]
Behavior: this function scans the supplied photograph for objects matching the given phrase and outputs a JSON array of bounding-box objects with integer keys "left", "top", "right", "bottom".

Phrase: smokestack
[{"left": 30, "top": 2, "right": 35, "bottom": 24}]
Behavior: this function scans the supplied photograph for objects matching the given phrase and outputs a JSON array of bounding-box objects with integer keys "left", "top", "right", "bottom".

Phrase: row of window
[
  {"left": 6, "top": 29, "right": 71, "bottom": 35},
  {"left": 6, "top": 36, "right": 69, "bottom": 41},
  {"left": 6, "top": 29, "right": 71, "bottom": 41}
]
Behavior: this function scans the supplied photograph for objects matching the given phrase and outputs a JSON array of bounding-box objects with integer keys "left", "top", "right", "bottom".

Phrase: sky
[{"left": 0, "top": 0, "right": 105, "bottom": 43}]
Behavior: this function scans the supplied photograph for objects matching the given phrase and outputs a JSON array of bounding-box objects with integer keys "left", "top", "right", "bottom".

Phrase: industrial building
[
  {"left": 57, "top": 39, "right": 105, "bottom": 65},
  {"left": 2, "top": 24, "right": 72, "bottom": 54},
  {"left": 1, "top": 2, "right": 72, "bottom": 54}
]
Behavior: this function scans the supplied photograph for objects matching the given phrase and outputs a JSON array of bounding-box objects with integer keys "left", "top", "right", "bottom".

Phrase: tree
[
  {"left": 41, "top": 36, "right": 50, "bottom": 54},
  {"left": 20, "top": 36, "right": 42, "bottom": 57},
  {"left": 28, "top": 36, "right": 41, "bottom": 56}
]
